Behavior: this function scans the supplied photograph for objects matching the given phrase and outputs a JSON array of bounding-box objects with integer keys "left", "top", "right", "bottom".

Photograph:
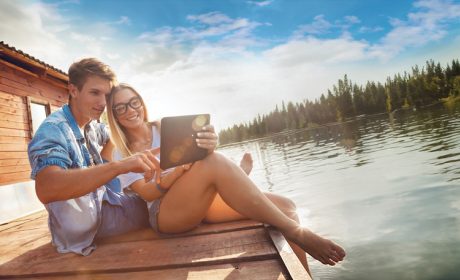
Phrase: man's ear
[{"left": 69, "top": 84, "right": 79, "bottom": 99}]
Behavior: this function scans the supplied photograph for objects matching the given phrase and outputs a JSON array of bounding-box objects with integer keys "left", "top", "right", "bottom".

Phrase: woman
[{"left": 106, "top": 83, "right": 346, "bottom": 272}]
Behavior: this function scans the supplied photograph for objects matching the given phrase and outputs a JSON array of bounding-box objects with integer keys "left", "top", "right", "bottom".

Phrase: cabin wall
[{"left": 0, "top": 61, "right": 68, "bottom": 189}]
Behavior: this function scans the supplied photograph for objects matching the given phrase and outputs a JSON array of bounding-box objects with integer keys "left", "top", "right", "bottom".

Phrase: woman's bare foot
[
  {"left": 286, "top": 227, "right": 346, "bottom": 266},
  {"left": 239, "top": 152, "right": 253, "bottom": 175}
]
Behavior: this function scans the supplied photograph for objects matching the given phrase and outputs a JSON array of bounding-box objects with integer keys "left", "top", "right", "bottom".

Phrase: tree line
[{"left": 218, "top": 59, "right": 460, "bottom": 144}]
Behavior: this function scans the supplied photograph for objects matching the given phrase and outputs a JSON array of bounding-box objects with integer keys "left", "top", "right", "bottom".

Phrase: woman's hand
[
  {"left": 196, "top": 124, "right": 218, "bottom": 153},
  {"left": 158, "top": 164, "right": 192, "bottom": 191},
  {"left": 129, "top": 162, "right": 190, "bottom": 202}
]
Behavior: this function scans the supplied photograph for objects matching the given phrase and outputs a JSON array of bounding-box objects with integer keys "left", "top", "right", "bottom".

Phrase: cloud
[
  {"left": 295, "top": 15, "right": 333, "bottom": 36},
  {"left": 127, "top": 43, "right": 188, "bottom": 74},
  {"left": 292, "top": 0, "right": 460, "bottom": 62},
  {"left": 133, "top": 12, "right": 264, "bottom": 75},
  {"left": 369, "top": 0, "right": 460, "bottom": 60},
  {"left": 344, "top": 15, "right": 361, "bottom": 24},
  {"left": 294, "top": 14, "right": 363, "bottom": 38},
  {"left": 359, "top": 26, "right": 384, "bottom": 33},
  {"left": 263, "top": 37, "right": 369, "bottom": 66},
  {"left": 127, "top": 27, "right": 372, "bottom": 129},
  {"left": 0, "top": 1, "right": 70, "bottom": 69},
  {"left": 69, "top": 32, "right": 109, "bottom": 58},
  {"left": 58, "top": 0, "right": 80, "bottom": 4},
  {"left": 187, "top": 11, "right": 233, "bottom": 25},
  {"left": 140, "top": 12, "right": 261, "bottom": 46},
  {"left": 2, "top": 0, "right": 459, "bottom": 130},
  {"left": 118, "top": 2, "right": 460, "bottom": 128},
  {"left": 0, "top": 0, "right": 128, "bottom": 70},
  {"left": 247, "top": 0, "right": 274, "bottom": 7},
  {"left": 115, "top": 16, "right": 130, "bottom": 25}
]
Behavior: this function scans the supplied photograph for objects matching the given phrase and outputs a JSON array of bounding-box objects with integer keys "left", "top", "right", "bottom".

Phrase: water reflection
[{"left": 219, "top": 102, "right": 460, "bottom": 279}]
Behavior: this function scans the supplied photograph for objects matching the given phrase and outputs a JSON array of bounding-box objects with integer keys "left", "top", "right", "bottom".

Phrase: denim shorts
[
  {"left": 96, "top": 194, "right": 150, "bottom": 238},
  {"left": 148, "top": 199, "right": 163, "bottom": 234},
  {"left": 148, "top": 198, "right": 181, "bottom": 238}
]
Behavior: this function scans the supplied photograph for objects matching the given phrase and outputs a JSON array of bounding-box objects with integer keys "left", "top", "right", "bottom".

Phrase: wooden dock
[{"left": 0, "top": 210, "right": 311, "bottom": 279}]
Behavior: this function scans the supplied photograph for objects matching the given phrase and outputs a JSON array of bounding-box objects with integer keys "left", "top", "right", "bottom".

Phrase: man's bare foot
[
  {"left": 239, "top": 152, "right": 253, "bottom": 175},
  {"left": 286, "top": 227, "right": 346, "bottom": 266}
]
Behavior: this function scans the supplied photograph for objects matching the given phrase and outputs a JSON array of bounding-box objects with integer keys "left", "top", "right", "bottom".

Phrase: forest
[{"left": 218, "top": 59, "right": 460, "bottom": 144}]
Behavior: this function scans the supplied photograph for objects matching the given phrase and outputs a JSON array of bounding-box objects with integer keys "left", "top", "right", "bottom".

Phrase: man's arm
[{"left": 36, "top": 149, "right": 160, "bottom": 204}]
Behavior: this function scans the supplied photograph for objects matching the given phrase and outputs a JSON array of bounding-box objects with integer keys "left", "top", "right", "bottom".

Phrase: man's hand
[
  {"left": 119, "top": 147, "right": 161, "bottom": 182},
  {"left": 196, "top": 124, "right": 218, "bottom": 153}
]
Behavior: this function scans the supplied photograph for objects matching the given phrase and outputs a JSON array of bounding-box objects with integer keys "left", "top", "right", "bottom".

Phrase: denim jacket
[{"left": 28, "top": 104, "right": 122, "bottom": 255}]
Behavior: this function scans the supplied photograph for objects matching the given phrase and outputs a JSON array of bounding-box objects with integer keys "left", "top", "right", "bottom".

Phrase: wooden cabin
[
  {"left": 0, "top": 41, "right": 69, "bottom": 223},
  {"left": 0, "top": 42, "right": 310, "bottom": 279}
]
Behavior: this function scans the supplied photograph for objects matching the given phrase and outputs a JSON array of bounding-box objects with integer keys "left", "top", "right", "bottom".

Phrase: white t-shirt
[{"left": 113, "top": 125, "right": 171, "bottom": 203}]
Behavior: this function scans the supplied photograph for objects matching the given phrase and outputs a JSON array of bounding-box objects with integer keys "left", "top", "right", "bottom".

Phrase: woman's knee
[
  {"left": 268, "top": 193, "right": 296, "bottom": 209},
  {"left": 281, "top": 196, "right": 297, "bottom": 211},
  {"left": 198, "top": 152, "right": 231, "bottom": 171},
  {"left": 205, "top": 152, "right": 227, "bottom": 163},
  {"left": 266, "top": 193, "right": 298, "bottom": 218}
]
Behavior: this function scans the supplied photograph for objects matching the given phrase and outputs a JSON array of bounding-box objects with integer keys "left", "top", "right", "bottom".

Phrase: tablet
[{"left": 160, "top": 114, "right": 210, "bottom": 170}]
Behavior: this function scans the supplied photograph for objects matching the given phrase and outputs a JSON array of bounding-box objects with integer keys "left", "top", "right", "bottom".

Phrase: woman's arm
[
  {"left": 101, "top": 138, "right": 115, "bottom": 162},
  {"left": 129, "top": 164, "right": 192, "bottom": 201},
  {"left": 129, "top": 179, "right": 163, "bottom": 202}
]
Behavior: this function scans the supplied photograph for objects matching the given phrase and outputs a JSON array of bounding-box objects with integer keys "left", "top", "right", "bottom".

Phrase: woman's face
[{"left": 112, "top": 88, "right": 145, "bottom": 129}]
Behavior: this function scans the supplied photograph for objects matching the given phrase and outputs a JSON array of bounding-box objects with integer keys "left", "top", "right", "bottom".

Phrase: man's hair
[{"left": 68, "top": 58, "right": 117, "bottom": 90}]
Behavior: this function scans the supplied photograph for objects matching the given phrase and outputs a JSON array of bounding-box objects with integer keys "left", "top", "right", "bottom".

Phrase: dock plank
[
  {"left": 0, "top": 227, "right": 278, "bottom": 278},
  {"left": 267, "top": 227, "right": 312, "bottom": 280},
  {"left": 0, "top": 212, "right": 51, "bottom": 265},
  {"left": 0, "top": 211, "right": 309, "bottom": 279},
  {"left": 0, "top": 210, "right": 47, "bottom": 232},
  {"left": 99, "top": 219, "right": 263, "bottom": 244},
  {"left": 16, "top": 260, "right": 289, "bottom": 280}
]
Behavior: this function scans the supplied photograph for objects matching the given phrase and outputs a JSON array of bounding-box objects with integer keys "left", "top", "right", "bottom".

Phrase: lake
[{"left": 218, "top": 101, "right": 460, "bottom": 280}]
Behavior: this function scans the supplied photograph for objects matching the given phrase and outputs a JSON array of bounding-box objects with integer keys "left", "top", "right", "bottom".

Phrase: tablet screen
[{"left": 160, "top": 114, "right": 210, "bottom": 169}]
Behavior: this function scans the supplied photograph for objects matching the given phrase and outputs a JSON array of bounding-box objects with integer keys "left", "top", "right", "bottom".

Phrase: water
[{"left": 218, "top": 102, "right": 460, "bottom": 280}]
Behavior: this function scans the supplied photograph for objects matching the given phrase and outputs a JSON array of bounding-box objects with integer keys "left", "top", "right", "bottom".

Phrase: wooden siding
[{"left": 0, "top": 60, "right": 68, "bottom": 186}]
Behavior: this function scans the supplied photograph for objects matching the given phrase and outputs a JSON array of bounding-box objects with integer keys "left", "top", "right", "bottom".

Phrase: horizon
[{"left": 1, "top": 0, "right": 460, "bottom": 130}]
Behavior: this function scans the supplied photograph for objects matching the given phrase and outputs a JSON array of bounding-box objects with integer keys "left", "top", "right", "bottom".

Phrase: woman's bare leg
[
  {"left": 204, "top": 193, "right": 310, "bottom": 274},
  {"left": 158, "top": 152, "right": 345, "bottom": 266},
  {"left": 201, "top": 152, "right": 254, "bottom": 222},
  {"left": 239, "top": 152, "right": 253, "bottom": 175},
  {"left": 157, "top": 153, "right": 252, "bottom": 232}
]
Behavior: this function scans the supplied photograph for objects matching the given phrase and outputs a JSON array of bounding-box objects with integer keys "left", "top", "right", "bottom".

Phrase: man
[{"left": 28, "top": 58, "right": 159, "bottom": 255}]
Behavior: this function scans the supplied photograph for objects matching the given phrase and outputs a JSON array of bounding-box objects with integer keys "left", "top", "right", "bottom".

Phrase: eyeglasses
[{"left": 112, "top": 96, "right": 143, "bottom": 116}]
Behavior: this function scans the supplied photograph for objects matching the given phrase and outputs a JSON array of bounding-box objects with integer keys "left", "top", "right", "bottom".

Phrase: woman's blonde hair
[{"left": 107, "top": 83, "right": 158, "bottom": 158}]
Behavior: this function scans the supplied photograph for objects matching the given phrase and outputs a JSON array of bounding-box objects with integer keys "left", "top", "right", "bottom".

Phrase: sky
[{"left": 1, "top": 0, "right": 460, "bottom": 130}]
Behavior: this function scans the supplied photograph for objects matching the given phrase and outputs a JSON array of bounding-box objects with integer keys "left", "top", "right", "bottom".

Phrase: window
[{"left": 27, "top": 98, "right": 50, "bottom": 138}]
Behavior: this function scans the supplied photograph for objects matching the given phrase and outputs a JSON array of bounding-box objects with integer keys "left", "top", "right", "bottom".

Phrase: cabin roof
[{"left": 0, "top": 41, "right": 68, "bottom": 82}]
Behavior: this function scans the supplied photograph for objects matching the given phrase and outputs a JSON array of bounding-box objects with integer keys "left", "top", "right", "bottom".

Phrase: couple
[{"left": 27, "top": 58, "right": 345, "bottom": 274}]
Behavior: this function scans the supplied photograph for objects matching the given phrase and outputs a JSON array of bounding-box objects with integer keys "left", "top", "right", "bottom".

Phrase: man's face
[{"left": 70, "top": 75, "right": 111, "bottom": 124}]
